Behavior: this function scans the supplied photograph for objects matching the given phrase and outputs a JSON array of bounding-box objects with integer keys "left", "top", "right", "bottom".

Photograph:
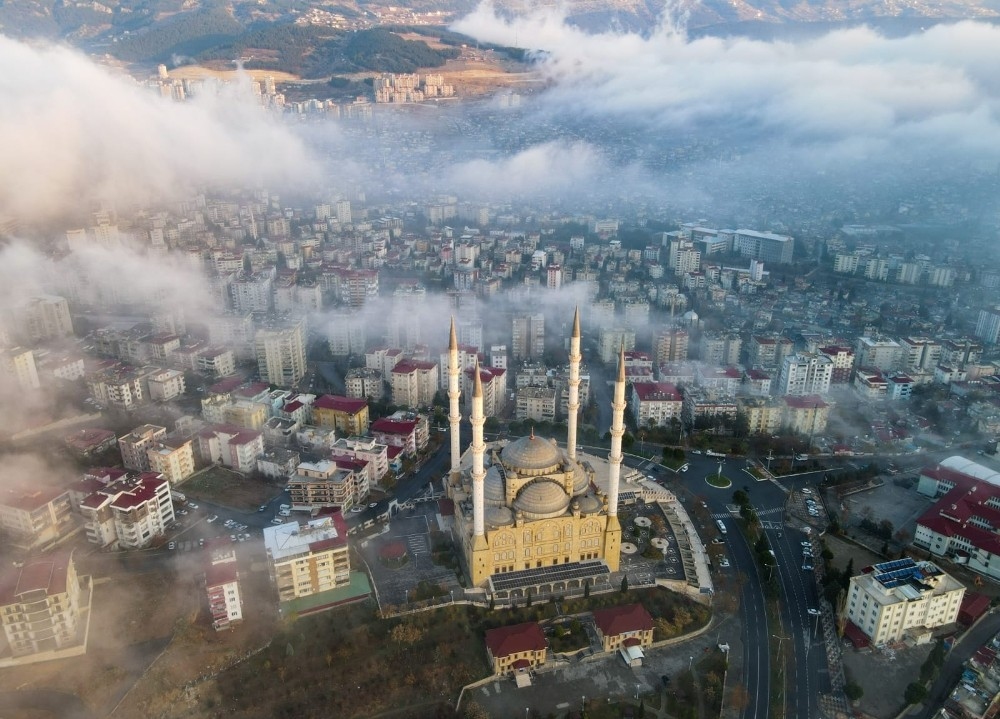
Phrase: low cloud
[
  {"left": 452, "top": 5, "right": 1000, "bottom": 163},
  {"left": 0, "top": 37, "right": 319, "bottom": 226}
]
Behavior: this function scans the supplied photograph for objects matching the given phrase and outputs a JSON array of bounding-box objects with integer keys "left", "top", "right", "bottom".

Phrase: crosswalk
[
  {"left": 405, "top": 534, "right": 428, "bottom": 555},
  {"left": 712, "top": 506, "right": 782, "bottom": 520}
]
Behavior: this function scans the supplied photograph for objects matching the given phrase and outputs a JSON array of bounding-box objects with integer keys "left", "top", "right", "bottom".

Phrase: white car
[
  {"left": 271, "top": 518, "right": 284, "bottom": 525},
  {"left": 800, "top": 541, "right": 812, "bottom": 548},
  {"left": 719, "top": 557, "right": 730, "bottom": 568},
  {"left": 206, "top": 515, "right": 218, "bottom": 523},
  {"left": 350, "top": 506, "right": 365, "bottom": 513},
  {"left": 801, "top": 488, "right": 812, "bottom": 495},
  {"left": 807, "top": 608, "right": 821, "bottom": 616},
  {"left": 187, "top": 503, "right": 199, "bottom": 509}
]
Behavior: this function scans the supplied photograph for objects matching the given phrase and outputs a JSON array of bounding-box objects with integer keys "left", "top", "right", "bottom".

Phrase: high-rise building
[
  {"left": 733, "top": 229, "right": 794, "bottom": 264},
  {"left": 856, "top": 336, "right": 903, "bottom": 372},
  {"left": 118, "top": 424, "right": 167, "bottom": 472},
  {"left": 0, "top": 347, "right": 40, "bottom": 390},
  {"left": 976, "top": 309, "right": 1000, "bottom": 346},
  {"left": 4, "top": 295, "right": 74, "bottom": 343},
  {"left": 255, "top": 317, "right": 307, "bottom": 386},
  {"left": 653, "top": 328, "right": 689, "bottom": 366},
  {"left": 777, "top": 353, "right": 833, "bottom": 396},
  {"left": 512, "top": 313, "right": 545, "bottom": 360},
  {"left": 264, "top": 514, "right": 351, "bottom": 602}
]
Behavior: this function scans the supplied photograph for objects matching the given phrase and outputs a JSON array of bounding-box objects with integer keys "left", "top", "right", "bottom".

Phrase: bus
[{"left": 716, "top": 519, "right": 727, "bottom": 535}]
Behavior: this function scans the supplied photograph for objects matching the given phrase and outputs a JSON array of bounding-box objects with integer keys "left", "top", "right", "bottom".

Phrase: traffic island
[{"left": 705, "top": 474, "right": 733, "bottom": 489}]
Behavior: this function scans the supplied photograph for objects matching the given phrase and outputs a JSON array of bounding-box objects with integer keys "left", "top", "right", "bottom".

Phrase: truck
[
  {"left": 705, "top": 450, "right": 726, "bottom": 458},
  {"left": 170, "top": 490, "right": 186, "bottom": 504}
]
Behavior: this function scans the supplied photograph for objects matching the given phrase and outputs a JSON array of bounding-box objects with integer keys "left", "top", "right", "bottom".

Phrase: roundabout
[{"left": 705, "top": 473, "right": 733, "bottom": 489}]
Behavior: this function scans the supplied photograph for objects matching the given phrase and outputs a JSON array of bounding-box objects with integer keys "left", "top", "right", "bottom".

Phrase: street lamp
[
  {"left": 635, "top": 683, "right": 641, "bottom": 700},
  {"left": 581, "top": 695, "right": 586, "bottom": 714},
  {"left": 689, "top": 655, "right": 693, "bottom": 671}
]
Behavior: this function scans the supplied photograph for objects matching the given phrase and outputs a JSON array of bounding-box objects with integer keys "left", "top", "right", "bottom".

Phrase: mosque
[{"left": 445, "top": 309, "right": 631, "bottom": 596}]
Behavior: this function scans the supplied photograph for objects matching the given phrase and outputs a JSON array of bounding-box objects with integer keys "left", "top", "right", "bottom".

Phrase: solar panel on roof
[{"left": 489, "top": 561, "right": 610, "bottom": 592}]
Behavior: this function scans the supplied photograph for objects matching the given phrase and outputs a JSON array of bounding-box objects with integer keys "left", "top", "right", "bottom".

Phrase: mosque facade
[{"left": 445, "top": 309, "right": 627, "bottom": 588}]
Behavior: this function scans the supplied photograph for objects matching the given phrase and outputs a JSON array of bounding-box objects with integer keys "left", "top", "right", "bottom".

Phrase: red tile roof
[
  {"left": 593, "top": 603, "right": 654, "bottom": 636},
  {"left": 314, "top": 395, "right": 368, "bottom": 414},
  {"left": 783, "top": 395, "right": 828, "bottom": 409},
  {"left": 485, "top": 622, "right": 547, "bottom": 658},
  {"left": 371, "top": 418, "right": 417, "bottom": 435},
  {"left": 0, "top": 550, "right": 72, "bottom": 604},
  {"left": 392, "top": 360, "right": 437, "bottom": 374},
  {"left": 632, "top": 382, "right": 681, "bottom": 402},
  {"left": 205, "top": 562, "right": 239, "bottom": 589}
]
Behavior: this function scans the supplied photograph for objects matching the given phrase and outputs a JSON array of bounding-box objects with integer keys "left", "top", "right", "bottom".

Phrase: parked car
[
  {"left": 168, "top": 541, "right": 176, "bottom": 550},
  {"left": 258, "top": 505, "right": 267, "bottom": 512},
  {"left": 719, "top": 557, "right": 730, "bottom": 568},
  {"left": 187, "top": 503, "right": 199, "bottom": 509},
  {"left": 271, "top": 518, "right": 284, "bottom": 525},
  {"left": 206, "top": 515, "right": 217, "bottom": 523},
  {"left": 801, "top": 488, "right": 812, "bottom": 495}
]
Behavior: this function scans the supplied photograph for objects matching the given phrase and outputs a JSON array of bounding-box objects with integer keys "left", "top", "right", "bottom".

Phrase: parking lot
[{"left": 839, "top": 480, "right": 933, "bottom": 542}]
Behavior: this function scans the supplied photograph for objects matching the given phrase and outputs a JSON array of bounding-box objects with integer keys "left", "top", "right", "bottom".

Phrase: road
[{"left": 635, "top": 452, "right": 831, "bottom": 719}]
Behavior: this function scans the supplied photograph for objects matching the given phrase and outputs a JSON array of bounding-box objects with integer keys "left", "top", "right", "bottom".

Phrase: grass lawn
[
  {"left": 706, "top": 474, "right": 733, "bottom": 489},
  {"left": 181, "top": 466, "right": 280, "bottom": 511}
]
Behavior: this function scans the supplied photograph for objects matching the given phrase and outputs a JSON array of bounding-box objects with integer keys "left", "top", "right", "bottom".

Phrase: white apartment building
[
  {"left": 197, "top": 425, "right": 265, "bottom": 473},
  {"left": 197, "top": 347, "right": 236, "bottom": 378},
  {"left": 976, "top": 309, "right": 1000, "bottom": 346},
  {"left": 264, "top": 515, "right": 351, "bottom": 602},
  {"left": 147, "top": 368, "right": 186, "bottom": 401},
  {"left": 777, "top": 353, "right": 834, "bottom": 396},
  {"left": 462, "top": 365, "right": 507, "bottom": 417},
  {"left": 843, "top": 558, "right": 964, "bottom": 645},
  {"left": 856, "top": 336, "right": 904, "bottom": 372},
  {"left": 330, "top": 436, "right": 389, "bottom": 483},
  {"left": 0, "top": 347, "right": 40, "bottom": 390},
  {"left": 0, "top": 486, "right": 75, "bottom": 551},
  {"left": 512, "top": 313, "right": 545, "bottom": 360},
  {"left": 118, "top": 424, "right": 167, "bottom": 472},
  {"left": 345, "top": 367, "right": 385, "bottom": 401},
  {"left": 4, "top": 295, "right": 74, "bottom": 343},
  {"left": 78, "top": 472, "right": 175, "bottom": 549},
  {"left": 390, "top": 360, "right": 439, "bottom": 409},
  {"left": 286, "top": 459, "right": 365, "bottom": 511},
  {"left": 900, "top": 337, "right": 942, "bottom": 373},
  {"left": 0, "top": 550, "right": 86, "bottom": 658},
  {"left": 598, "top": 327, "right": 637, "bottom": 364},
  {"left": 255, "top": 317, "right": 307, "bottom": 386}
]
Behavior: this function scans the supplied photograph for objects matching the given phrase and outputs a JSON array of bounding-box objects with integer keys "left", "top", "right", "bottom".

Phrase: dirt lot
[
  {"left": 842, "top": 641, "right": 933, "bottom": 719},
  {"left": 165, "top": 67, "right": 300, "bottom": 82},
  {"left": 181, "top": 467, "right": 279, "bottom": 511}
]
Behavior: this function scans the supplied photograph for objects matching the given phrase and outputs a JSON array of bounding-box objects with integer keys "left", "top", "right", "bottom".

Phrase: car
[
  {"left": 719, "top": 557, "right": 730, "bottom": 568},
  {"left": 230, "top": 534, "right": 237, "bottom": 542},
  {"left": 168, "top": 541, "right": 176, "bottom": 550},
  {"left": 177, "top": 509, "right": 188, "bottom": 516},
  {"left": 258, "top": 505, "right": 267, "bottom": 512},
  {"left": 802, "top": 563, "right": 814, "bottom": 571},
  {"left": 369, "top": 502, "right": 378, "bottom": 508},
  {"left": 279, "top": 504, "right": 290, "bottom": 511},
  {"left": 801, "top": 541, "right": 812, "bottom": 548},
  {"left": 206, "top": 515, "right": 217, "bottom": 523},
  {"left": 801, "top": 488, "right": 813, "bottom": 495},
  {"left": 271, "top": 518, "right": 284, "bottom": 525},
  {"left": 807, "top": 608, "right": 821, "bottom": 616},
  {"left": 198, "top": 538, "right": 205, "bottom": 547},
  {"left": 187, "top": 503, "right": 199, "bottom": 509},
  {"left": 350, "top": 506, "right": 365, "bottom": 513},
  {"left": 680, "top": 464, "right": 690, "bottom": 472}
]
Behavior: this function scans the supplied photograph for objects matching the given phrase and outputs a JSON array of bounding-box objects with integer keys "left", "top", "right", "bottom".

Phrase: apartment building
[
  {"left": 598, "top": 327, "right": 636, "bottom": 364},
  {"left": 0, "top": 550, "right": 88, "bottom": 659},
  {"left": 737, "top": 397, "right": 784, "bottom": 436},
  {"left": 197, "top": 425, "right": 265, "bottom": 472},
  {"left": 330, "top": 436, "right": 389, "bottom": 484},
  {"left": 146, "top": 439, "right": 196, "bottom": 485},
  {"left": 345, "top": 367, "right": 385, "bottom": 401},
  {"left": 516, "top": 386, "right": 557, "bottom": 423},
  {"left": 843, "top": 559, "right": 964, "bottom": 645},
  {"left": 0, "top": 485, "right": 74, "bottom": 551},
  {"left": 463, "top": 365, "right": 507, "bottom": 417},
  {"left": 370, "top": 413, "right": 429, "bottom": 457},
  {"left": 312, "top": 395, "right": 370, "bottom": 436},
  {"left": 255, "top": 317, "right": 307, "bottom": 387},
  {"left": 817, "top": 346, "right": 855, "bottom": 384},
  {"left": 777, "top": 353, "right": 833, "bottom": 397},
  {"left": 733, "top": 229, "right": 793, "bottom": 264},
  {"left": 0, "top": 347, "right": 40, "bottom": 390},
  {"left": 390, "top": 360, "right": 439, "bottom": 409},
  {"left": 512, "top": 313, "right": 545, "bottom": 360},
  {"left": 630, "top": 382, "right": 682, "bottom": 427},
  {"left": 118, "top": 424, "right": 167, "bottom": 472},
  {"left": 4, "top": 295, "right": 73, "bottom": 343},
  {"left": 205, "top": 547, "right": 243, "bottom": 631},
  {"left": 78, "top": 472, "right": 174, "bottom": 549},
  {"left": 146, "top": 368, "right": 186, "bottom": 402},
  {"left": 196, "top": 347, "right": 237, "bottom": 378},
  {"left": 782, "top": 396, "right": 830, "bottom": 435},
  {"left": 264, "top": 514, "right": 351, "bottom": 602},
  {"left": 286, "top": 459, "right": 366, "bottom": 511},
  {"left": 856, "top": 336, "right": 903, "bottom": 372}
]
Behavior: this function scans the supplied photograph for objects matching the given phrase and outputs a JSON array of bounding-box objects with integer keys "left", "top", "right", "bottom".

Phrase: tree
[
  {"left": 621, "top": 575, "right": 630, "bottom": 593},
  {"left": 584, "top": 579, "right": 591, "bottom": 598},
  {"left": 844, "top": 682, "right": 864, "bottom": 701},
  {"left": 904, "top": 682, "right": 928, "bottom": 705}
]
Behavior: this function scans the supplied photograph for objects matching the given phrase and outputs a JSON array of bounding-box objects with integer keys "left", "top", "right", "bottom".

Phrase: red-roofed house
[
  {"left": 78, "top": 472, "right": 175, "bottom": 549},
  {"left": 63, "top": 427, "right": 117, "bottom": 457},
  {"left": 197, "top": 425, "right": 265, "bottom": 473},
  {"left": 313, "top": 394, "right": 370, "bottom": 435},
  {"left": 630, "top": 382, "right": 682, "bottom": 427},
  {"left": 371, "top": 413, "right": 429, "bottom": 456},
  {"left": 484, "top": 622, "right": 547, "bottom": 676},
  {"left": 391, "top": 360, "right": 439, "bottom": 409},
  {"left": 592, "top": 603, "right": 655, "bottom": 656},
  {"left": 0, "top": 549, "right": 89, "bottom": 659}
]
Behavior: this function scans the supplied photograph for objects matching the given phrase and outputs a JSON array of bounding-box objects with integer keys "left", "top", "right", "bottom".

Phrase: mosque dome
[
  {"left": 486, "top": 506, "right": 514, "bottom": 527},
  {"left": 484, "top": 465, "right": 505, "bottom": 506},
  {"left": 513, "top": 480, "right": 570, "bottom": 520},
  {"left": 500, "top": 433, "right": 562, "bottom": 473},
  {"left": 576, "top": 494, "right": 602, "bottom": 514}
]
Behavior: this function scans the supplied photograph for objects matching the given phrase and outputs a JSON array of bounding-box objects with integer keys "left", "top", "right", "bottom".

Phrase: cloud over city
[
  {"left": 452, "top": 5, "right": 1000, "bottom": 161},
  {"left": 0, "top": 37, "right": 319, "bottom": 225}
]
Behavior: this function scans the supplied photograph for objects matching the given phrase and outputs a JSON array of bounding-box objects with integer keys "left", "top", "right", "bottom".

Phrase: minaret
[
  {"left": 608, "top": 342, "right": 627, "bottom": 519},
  {"left": 447, "top": 317, "right": 462, "bottom": 481},
  {"left": 567, "top": 306, "right": 582, "bottom": 461},
  {"left": 470, "top": 358, "right": 487, "bottom": 550}
]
